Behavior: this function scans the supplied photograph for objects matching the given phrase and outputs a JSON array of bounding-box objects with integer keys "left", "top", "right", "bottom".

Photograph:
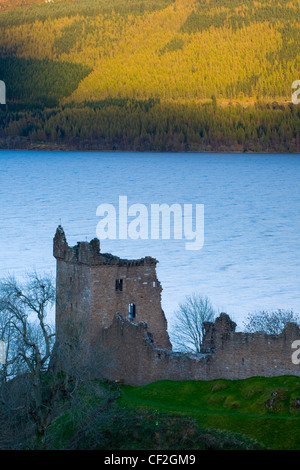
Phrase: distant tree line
[{"left": 0, "top": 99, "right": 299, "bottom": 152}]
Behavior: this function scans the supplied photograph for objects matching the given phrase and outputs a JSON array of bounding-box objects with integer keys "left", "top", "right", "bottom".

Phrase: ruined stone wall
[
  {"left": 98, "top": 314, "right": 207, "bottom": 385},
  {"left": 53, "top": 226, "right": 300, "bottom": 385},
  {"left": 53, "top": 226, "right": 171, "bottom": 373},
  {"left": 98, "top": 313, "right": 300, "bottom": 386},
  {"left": 90, "top": 262, "right": 170, "bottom": 349},
  {"left": 55, "top": 259, "right": 92, "bottom": 351}
]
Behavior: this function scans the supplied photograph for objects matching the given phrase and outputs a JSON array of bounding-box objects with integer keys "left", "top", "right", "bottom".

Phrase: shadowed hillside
[{"left": 0, "top": 0, "right": 299, "bottom": 151}]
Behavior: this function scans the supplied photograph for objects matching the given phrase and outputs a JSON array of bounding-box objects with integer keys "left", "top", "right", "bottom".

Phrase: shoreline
[{"left": 0, "top": 139, "right": 299, "bottom": 154}]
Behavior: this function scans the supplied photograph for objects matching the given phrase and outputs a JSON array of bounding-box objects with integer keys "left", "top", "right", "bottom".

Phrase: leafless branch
[{"left": 170, "top": 293, "right": 215, "bottom": 353}]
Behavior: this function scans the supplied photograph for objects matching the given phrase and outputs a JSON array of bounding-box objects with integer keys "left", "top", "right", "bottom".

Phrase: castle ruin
[{"left": 53, "top": 227, "right": 300, "bottom": 385}]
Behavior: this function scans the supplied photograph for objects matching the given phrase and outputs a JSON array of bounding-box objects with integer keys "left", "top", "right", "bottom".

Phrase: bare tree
[
  {"left": 170, "top": 293, "right": 215, "bottom": 353},
  {"left": 0, "top": 271, "right": 58, "bottom": 444},
  {"left": 0, "top": 270, "right": 110, "bottom": 448},
  {"left": 0, "top": 272, "right": 55, "bottom": 378},
  {"left": 243, "top": 309, "right": 300, "bottom": 335}
]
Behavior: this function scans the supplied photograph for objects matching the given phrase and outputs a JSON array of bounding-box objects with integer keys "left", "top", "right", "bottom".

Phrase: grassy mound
[
  {"left": 41, "top": 376, "right": 300, "bottom": 450},
  {"left": 43, "top": 380, "right": 262, "bottom": 450},
  {"left": 120, "top": 376, "right": 300, "bottom": 450}
]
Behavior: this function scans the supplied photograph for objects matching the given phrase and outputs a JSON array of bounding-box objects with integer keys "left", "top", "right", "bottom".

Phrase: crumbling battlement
[
  {"left": 53, "top": 227, "right": 300, "bottom": 385},
  {"left": 54, "top": 225, "right": 157, "bottom": 267}
]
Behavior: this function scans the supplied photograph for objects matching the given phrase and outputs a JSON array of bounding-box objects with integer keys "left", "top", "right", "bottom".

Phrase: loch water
[{"left": 1, "top": 150, "right": 300, "bottom": 330}]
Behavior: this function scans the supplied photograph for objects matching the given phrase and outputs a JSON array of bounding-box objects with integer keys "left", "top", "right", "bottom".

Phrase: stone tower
[{"left": 53, "top": 226, "right": 171, "bottom": 374}]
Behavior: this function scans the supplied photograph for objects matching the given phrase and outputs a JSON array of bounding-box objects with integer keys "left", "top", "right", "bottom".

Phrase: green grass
[
  {"left": 120, "top": 376, "right": 300, "bottom": 450},
  {"left": 41, "top": 376, "right": 300, "bottom": 450},
  {"left": 43, "top": 379, "right": 264, "bottom": 450}
]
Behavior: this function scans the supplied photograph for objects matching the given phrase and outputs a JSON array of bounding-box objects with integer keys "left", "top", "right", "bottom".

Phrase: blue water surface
[{"left": 1, "top": 150, "right": 299, "bottom": 331}]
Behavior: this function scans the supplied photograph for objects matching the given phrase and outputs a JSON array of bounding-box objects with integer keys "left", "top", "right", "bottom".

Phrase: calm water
[{"left": 1, "top": 150, "right": 300, "bottom": 331}]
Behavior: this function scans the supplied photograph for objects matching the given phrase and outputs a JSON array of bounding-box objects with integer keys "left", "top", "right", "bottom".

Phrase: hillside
[
  {"left": 120, "top": 376, "right": 300, "bottom": 450},
  {"left": 37, "top": 376, "right": 300, "bottom": 450},
  {"left": 0, "top": 0, "right": 299, "bottom": 152}
]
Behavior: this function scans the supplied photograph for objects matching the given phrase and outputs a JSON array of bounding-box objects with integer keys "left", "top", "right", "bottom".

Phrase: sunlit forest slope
[{"left": 0, "top": 0, "right": 299, "bottom": 152}]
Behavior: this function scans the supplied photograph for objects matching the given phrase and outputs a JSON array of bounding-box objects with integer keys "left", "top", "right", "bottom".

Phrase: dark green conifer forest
[{"left": 0, "top": 0, "right": 299, "bottom": 151}]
